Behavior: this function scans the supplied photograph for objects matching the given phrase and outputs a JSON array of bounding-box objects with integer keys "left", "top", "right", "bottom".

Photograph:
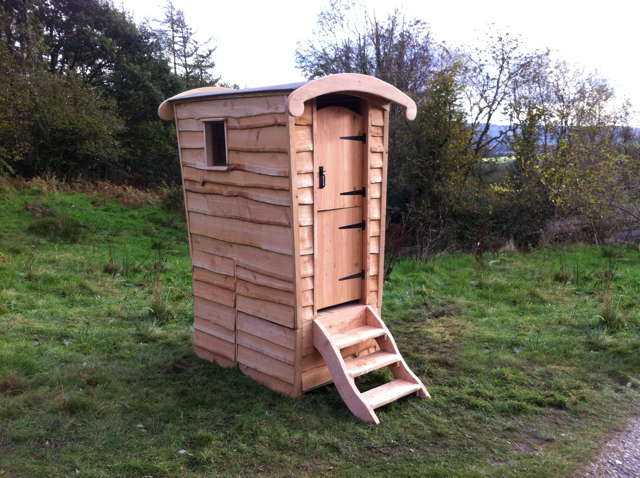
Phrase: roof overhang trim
[
  {"left": 286, "top": 73, "right": 417, "bottom": 120},
  {"left": 157, "top": 74, "right": 417, "bottom": 121}
]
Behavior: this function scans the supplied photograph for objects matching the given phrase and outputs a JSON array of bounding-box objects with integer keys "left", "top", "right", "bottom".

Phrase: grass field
[{"left": 1, "top": 183, "right": 639, "bottom": 477}]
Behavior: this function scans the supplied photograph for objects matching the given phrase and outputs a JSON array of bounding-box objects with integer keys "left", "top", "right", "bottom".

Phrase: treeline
[
  {"left": 1, "top": 0, "right": 638, "bottom": 252},
  {"left": 0, "top": 0, "right": 221, "bottom": 185},
  {"left": 297, "top": 1, "right": 640, "bottom": 252}
]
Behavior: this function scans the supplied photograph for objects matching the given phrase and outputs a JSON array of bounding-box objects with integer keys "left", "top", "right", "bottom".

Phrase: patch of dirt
[{"left": 577, "top": 414, "right": 640, "bottom": 477}]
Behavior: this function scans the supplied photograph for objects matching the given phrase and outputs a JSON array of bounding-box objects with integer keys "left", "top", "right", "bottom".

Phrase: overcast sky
[{"left": 125, "top": 0, "right": 639, "bottom": 124}]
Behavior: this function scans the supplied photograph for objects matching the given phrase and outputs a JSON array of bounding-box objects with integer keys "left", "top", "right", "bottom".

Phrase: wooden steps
[
  {"left": 361, "top": 379, "right": 422, "bottom": 409},
  {"left": 345, "top": 351, "right": 399, "bottom": 378},
  {"left": 313, "top": 303, "right": 430, "bottom": 424},
  {"left": 333, "top": 326, "right": 386, "bottom": 349}
]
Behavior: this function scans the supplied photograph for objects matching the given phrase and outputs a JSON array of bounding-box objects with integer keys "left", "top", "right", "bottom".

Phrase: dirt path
[{"left": 578, "top": 415, "right": 640, "bottom": 477}]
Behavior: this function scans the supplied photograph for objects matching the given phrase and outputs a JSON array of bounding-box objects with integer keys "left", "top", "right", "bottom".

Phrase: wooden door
[{"left": 315, "top": 105, "right": 365, "bottom": 310}]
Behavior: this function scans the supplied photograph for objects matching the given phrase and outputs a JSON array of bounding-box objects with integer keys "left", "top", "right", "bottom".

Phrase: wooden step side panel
[
  {"left": 312, "top": 320, "right": 380, "bottom": 424},
  {"left": 365, "top": 306, "right": 430, "bottom": 399},
  {"left": 309, "top": 304, "right": 430, "bottom": 424}
]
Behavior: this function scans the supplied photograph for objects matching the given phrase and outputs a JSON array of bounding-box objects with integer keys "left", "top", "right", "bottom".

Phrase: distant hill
[{"left": 478, "top": 124, "right": 640, "bottom": 158}]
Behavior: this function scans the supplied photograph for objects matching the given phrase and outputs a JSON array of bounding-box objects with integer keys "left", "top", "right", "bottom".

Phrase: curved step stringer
[{"left": 312, "top": 304, "right": 430, "bottom": 424}]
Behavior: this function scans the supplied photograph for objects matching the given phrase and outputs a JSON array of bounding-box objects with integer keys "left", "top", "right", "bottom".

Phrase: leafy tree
[
  {"left": 0, "top": 41, "right": 123, "bottom": 179},
  {"left": 0, "top": 0, "right": 186, "bottom": 185}
]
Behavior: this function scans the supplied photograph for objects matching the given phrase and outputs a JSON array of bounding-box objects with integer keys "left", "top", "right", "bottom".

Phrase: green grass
[{"left": 1, "top": 184, "right": 639, "bottom": 477}]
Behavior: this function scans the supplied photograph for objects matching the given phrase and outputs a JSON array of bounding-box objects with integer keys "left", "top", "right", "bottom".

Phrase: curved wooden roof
[
  {"left": 158, "top": 74, "right": 416, "bottom": 121},
  {"left": 287, "top": 74, "right": 416, "bottom": 120}
]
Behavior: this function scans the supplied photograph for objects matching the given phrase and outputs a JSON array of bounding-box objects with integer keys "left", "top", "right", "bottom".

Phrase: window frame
[{"left": 201, "top": 118, "right": 229, "bottom": 170}]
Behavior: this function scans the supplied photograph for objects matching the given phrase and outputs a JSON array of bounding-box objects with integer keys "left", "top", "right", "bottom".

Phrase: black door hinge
[
  {"left": 340, "top": 187, "right": 366, "bottom": 196},
  {"left": 339, "top": 220, "right": 365, "bottom": 230},
  {"left": 339, "top": 270, "right": 365, "bottom": 281},
  {"left": 340, "top": 134, "right": 366, "bottom": 143}
]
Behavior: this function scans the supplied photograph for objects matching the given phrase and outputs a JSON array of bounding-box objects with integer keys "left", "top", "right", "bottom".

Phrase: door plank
[
  {"left": 316, "top": 207, "right": 363, "bottom": 309},
  {"left": 315, "top": 106, "right": 365, "bottom": 211}
]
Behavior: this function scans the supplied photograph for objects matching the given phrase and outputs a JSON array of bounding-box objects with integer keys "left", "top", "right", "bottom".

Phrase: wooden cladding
[
  {"left": 189, "top": 212, "right": 293, "bottom": 255},
  {"left": 171, "top": 90, "right": 392, "bottom": 398},
  {"left": 175, "top": 95, "right": 288, "bottom": 120},
  {"left": 186, "top": 191, "right": 292, "bottom": 226},
  {"left": 364, "top": 105, "right": 388, "bottom": 311}
]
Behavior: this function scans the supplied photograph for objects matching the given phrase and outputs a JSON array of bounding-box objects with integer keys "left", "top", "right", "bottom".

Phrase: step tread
[
  {"left": 332, "top": 325, "right": 386, "bottom": 349},
  {"left": 361, "top": 379, "right": 421, "bottom": 409},
  {"left": 345, "top": 351, "right": 400, "bottom": 377}
]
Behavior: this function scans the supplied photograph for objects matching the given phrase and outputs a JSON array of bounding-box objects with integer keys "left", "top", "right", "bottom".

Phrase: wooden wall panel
[
  {"left": 369, "top": 233, "right": 381, "bottom": 254},
  {"left": 191, "top": 249, "right": 235, "bottom": 276},
  {"left": 296, "top": 187, "right": 313, "bottom": 205},
  {"left": 237, "top": 345, "right": 295, "bottom": 384},
  {"left": 299, "top": 226, "right": 313, "bottom": 255},
  {"left": 184, "top": 180, "right": 291, "bottom": 207},
  {"left": 237, "top": 312, "right": 296, "bottom": 349},
  {"left": 181, "top": 148, "right": 205, "bottom": 166},
  {"left": 369, "top": 135, "right": 384, "bottom": 153},
  {"left": 368, "top": 198, "right": 381, "bottom": 220},
  {"left": 237, "top": 331, "right": 295, "bottom": 365},
  {"left": 175, "top": 95, "right": 288, "bottom": 120},
  {"left": 189, "top": 212, "right": 293, "bottom": 255},
  {"left": 300, "top": 255, "right": 313, "bottom": 278},
  {"left": 370, "top": 125, "right": 384, "bottom": 137},
  {"left": 192, "top": 234, "right": 293, "bottom": 281},
  {"left": 364, "top": 105, "right": 389, "bottom": 311},
  {"left": 179, "top": 131, "right": 204, "bottom": 148},
  {"left": 295, "top": 125, "right": 313, "bottom": 152},
  {"left": 236, "top": 266, "right": 294, "bottom": 291},
  {"left": 236, "top": 280, "right": 295, "bottom": 307},
  {"left": 173, "top": 93, "right": 303, "bottom": 385},
  {"left": 186, "top": 191, "right": 292, "bottom": 226},
  {"left": 370, "top": 168, "right": 382, "bottom": 184},
  {"left": 370, "top": 183, "right": 382, "bottom": 200},
  {"left": 193, "top": 266, "right": 236, "bottom": 290},
  {"left": 236, "top": 295, "right": 295, "bottom": 328},
  {"left": 295, "top": 151, "right": 313, "bottom": 173},
  {"left": 194, "top": 316, "right": 235, "bottom": 343},
  {"left": 370, "top": 152, "right": 383, "bottom": 168},
  {"left": 177, "top": 118, "right": 201, "bottom": 131},
  {"left": 369, "top": 220, "right": 381, "bottom": 237},
  {"left": 227, "top": 113, "right": 287, "bottom": 129},
  {"left": 298, "top": 205, "right": 313, "bottom": 227},
  {"left": 193, "top": 329, "right": 235, "bottom": 361},
  {"left": 227, "top": 125, "right": 289, "bottom": 153},
  {"left": 297, "top": 172, "right": 314, "bottom": 188},
  {"left": 193, "top": 280, "right": 235, "bottom": 308},
  {"left": 369, "top": 107, "right": 384, "bottom": 126},
  {"left": 183, "top": 166, "right": 290, "bottom": 191},
  {"left": 227, "top": 151, "right": 289, "bottom": 177},
  {"left": 194, "top": 297, "right": 236, "bottom": 330}
]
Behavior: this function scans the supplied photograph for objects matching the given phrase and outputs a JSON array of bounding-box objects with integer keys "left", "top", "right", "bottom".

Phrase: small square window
[{"left": 204, "top": 120, "right": 227, "bottom": 167}]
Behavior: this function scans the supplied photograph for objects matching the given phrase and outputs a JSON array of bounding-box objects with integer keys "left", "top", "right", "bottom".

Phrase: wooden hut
[{"left": 158, "top": 73, "right": 429, "bottom": 423}]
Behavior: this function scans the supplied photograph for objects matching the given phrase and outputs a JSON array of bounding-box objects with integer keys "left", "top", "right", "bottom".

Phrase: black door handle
[{"left": 319, "top": 166, "right": 326, "bottom": 189}]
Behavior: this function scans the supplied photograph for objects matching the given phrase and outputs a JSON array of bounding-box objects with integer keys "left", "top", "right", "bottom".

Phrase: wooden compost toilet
[{"left": 158, "top": 73, "right": 430, "bottom": 423}]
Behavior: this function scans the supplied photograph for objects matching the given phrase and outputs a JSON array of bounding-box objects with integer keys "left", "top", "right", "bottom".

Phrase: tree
[
  {"left": 296, "top": 2, "right": 479, "bottom": 253},
  {"left": 0, "top": 0, "right": 185, "bottom": 185},
  {"left": 461, "top": 31, "right": 550, "bottom": 158},
  {"left": 155, "top": 1, "right": 219, "bottom": 88}
]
